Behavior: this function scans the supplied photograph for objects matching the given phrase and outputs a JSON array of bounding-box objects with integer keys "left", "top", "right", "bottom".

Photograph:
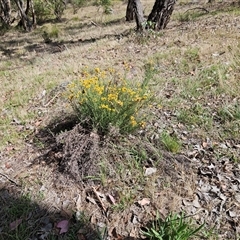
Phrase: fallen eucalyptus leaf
[
  {"left": 228, "top": 211, "right": 237, "bottom": 217},
  {"left": 76, "top": 194, "right": 82, "bottom": 211},
  {"left": 138, "top": 198, "right": 150, "bottom": 206},
  {"left": 219, "top": 193, "right": 227, "bottom": 201},
  {"left": 235, "top": 194, "right": 240, "bottom": 203},
  {"left": 86, "top": 196, "right": 97, "bottom": 205},
  {"left": 211, "top": 186, "right": 220, "bottom": 194},
  {"left": 10, "top": 219, "right": 22, "bottom": 230},
  {"left": 192, "top": 197, "right": 201, "bottom": 208},
  {"left": 57, "top": 220, "right": 69, "bottom": 234},
  {"left": 108, "top": 194, "right": 116, "bottom": 205}
]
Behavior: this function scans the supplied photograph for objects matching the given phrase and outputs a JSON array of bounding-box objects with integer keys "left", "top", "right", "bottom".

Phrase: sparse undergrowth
[
  {"left": 1, "top": 0, "right": 240, "bottom": 239},
  {"left": 66, "top": 66, "right": 151, "bottom": 135},
  {"left": 142, "top": 212, "right": 205, "bottom": 240}
]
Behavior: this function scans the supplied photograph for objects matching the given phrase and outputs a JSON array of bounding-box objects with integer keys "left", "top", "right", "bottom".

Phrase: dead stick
[
  {"left": 185, "top": 7, "right": 209, "bottom": 13},
  {"left": 91, "top": 186, "right": 107, "bottom": 212},
  {"left": 0, "top": 172, "right": 20, "bottom": 186},
  {"left": 44, "top": 92, "right": 61, "bottom": 107}
]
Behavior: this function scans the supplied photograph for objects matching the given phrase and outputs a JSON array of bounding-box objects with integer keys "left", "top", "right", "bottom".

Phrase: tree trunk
[
  {"left": 126, "top": 0, "right": 134, "bottom": 21},
  {"left": 0, "top": 0, "right": 11, "bottom": 26},
  {"left": 133, "top": 0, "right": 145, "bottom": 31},
  {"left": 15, "top": 0, "right": 36, "bottom": 31},
  {"left": 29, "top": 0, "right": 36, "bottom": 27},
  {"left": 126, "top": 0, "right": 175, "bottom": 32},
  {"left": 147, "top": 0, "right": 176, "bottom": 30}
]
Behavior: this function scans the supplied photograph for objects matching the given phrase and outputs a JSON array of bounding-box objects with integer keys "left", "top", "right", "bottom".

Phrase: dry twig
[
  {"left": 185, "top": 7, "right": 209, "bottom": 13},
  {"left": 0, "top": 172, "right": 20, "bottom": 186},
  {"left": 91, "top": 186, "right": 107, "bottom": 213}
]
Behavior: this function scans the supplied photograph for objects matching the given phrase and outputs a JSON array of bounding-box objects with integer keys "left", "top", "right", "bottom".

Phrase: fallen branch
[
  {"left": 0, "top": 172, "right": 21, "bottom": 186},
  {"left": 185, "top": 7, "right": 209, "bottom": 13},
  {"left": 91, "top": 186, "right": 107, "bottom": 213},
  {"left": 44, "top": 92, "right": 61, "bottom": 107}
]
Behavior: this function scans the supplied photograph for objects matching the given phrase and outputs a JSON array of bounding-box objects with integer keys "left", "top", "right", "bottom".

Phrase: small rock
[{"left": 144, "top": 167, "right": 157, "bottom": 176}]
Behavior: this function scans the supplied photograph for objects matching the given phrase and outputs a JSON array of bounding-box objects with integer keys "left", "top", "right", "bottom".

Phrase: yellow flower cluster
[
  {"left": 67, "top": 67, "right": 150, "bottom": 133},
  {"left": 100, "top": 104, "right": 115, "bottom": 112},
  {"left": 130, "top": 116, "right": 137, "bottom": 127}
]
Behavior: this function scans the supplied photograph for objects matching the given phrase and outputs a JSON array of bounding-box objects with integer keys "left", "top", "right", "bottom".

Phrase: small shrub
[
  {"left": 142, "top": 212, "right": 205, "bottom": 240},
  {"left": 70, "top": 0, "right": 85, "bottom": 14},
  {"left": 94, "top": 0, "right": 112, "bottom": 14},
  {"left": 218, "top": 103, "right": 240, "bottom": 122},
  {"left": 48, "top": 0, "right": 66, "bottom": 20},
  {"left": 41, "top": 24, "right": 60, "bottom": 42},
  {"left": 161, "top": 131, "right": 181, "bottom": 153},
  {"left": 67, "top": 67, "right": 151, "bottom": 135},
  {"left": 184, "top": 48, "right": 200, "bottom": 63},
  {"left": 177, "top": 103, "right": 213, "bottom": 129},
  {"left": 34, "top": 0, "right": 53, "bottom": 23},
  {"left": 176, "top": 11, "right": 207, "bottom": 22}
]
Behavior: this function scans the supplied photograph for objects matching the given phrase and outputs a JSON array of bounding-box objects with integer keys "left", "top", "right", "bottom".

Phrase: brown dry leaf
[
  {"left": 108, "top": 194, "right": 116, "bottom": 205},
  {"left": 192, "top": 197, "right": 201, "bottom": 208},
  {"left": 228, "top": 211, "right": 237, "bottom": 218},
  {"left": 10, "top": 219, "right": 22, "bottom": 230},
  {"left": 34, "top": 120, "right": 42, "bottom": 127},
  {"left": 138, "top": 198, "right": 150, "bottom": 206},
  {"left": 75, "top": 194, "right": 82, "bottom": 211},
  {"left": 202, "top": 141, "right": 208, "bottom": 148},
  {"left": 78, "top": 234, "right": 87, "bottom": 240},
  {"left": 5, "top": 162, "right": 12, "bottom": 169},
  {"left": 86, "top": 196, "right": 97, "bottom": 205},
  {"left": 112, "top": 227, "right": 124, "bottom": 239},
  {"left": 56, "top": 220, "right": 69, "bottom": 234},
  {"left": 129, "top": 226, "right": 138, "bottom": 238},
  {"left": 235, "top": 194, "right": 240, "bottom": 203}
]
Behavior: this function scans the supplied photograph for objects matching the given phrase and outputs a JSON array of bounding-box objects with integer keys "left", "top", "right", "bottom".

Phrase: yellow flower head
[{"left": 130, "top": 116, "right": 137, "bottom": 127}]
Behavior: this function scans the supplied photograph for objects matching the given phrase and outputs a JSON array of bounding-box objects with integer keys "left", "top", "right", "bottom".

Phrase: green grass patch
[
  {"left": 176, "top": 10, "right": 208, "bottom": 22},
  {"left": 142, "top": 212, "right": 205, "bottom": 240},
  {"left": 41, "top": 24, "right": 61, "bottom": 42},
  {"left": 177, "top": 103, "right": 213, "bottom": 129},
  {"left": 210, "top": 5, "right": 240, "bottom": 17},
  {"left": 161, "top": 131, "right": 182, "bottom": 153},
  {"left": 218, "top": 103, "right": 240, "bottom": 122}
]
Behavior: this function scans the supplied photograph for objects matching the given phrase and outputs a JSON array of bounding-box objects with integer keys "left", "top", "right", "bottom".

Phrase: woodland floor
[{"left": 0, "top": 0, "right": 240, "bottom": 239}]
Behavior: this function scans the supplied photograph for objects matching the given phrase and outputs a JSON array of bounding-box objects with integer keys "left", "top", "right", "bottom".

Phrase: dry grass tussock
[{"left": 0, "top": 0, "right": 240, "bottom": 239}]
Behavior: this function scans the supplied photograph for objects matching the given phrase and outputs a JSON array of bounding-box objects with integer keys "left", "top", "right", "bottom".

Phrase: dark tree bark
[
  {"left": 133, "top": 0, "right": 144, "bottom": 31},
  {"left": 126, "top": 0, "right": 144, "bottom": 31},
  {"left": 15, "top": 0, "right": 36, "bottom": 31},
  {"left": 0, "top": 0, "right": 36, "bottom": 31},
  {"left": 126, "top": 0, "right": 176, "bottom": 31},
  {"left": 0, "top": 0, "right": 11, "bottom": 26},
  {"left": 126, "top": 0, "right": 134, "bottom": 21},
  {"left": 147, "top": 0, "right": 176, "bottom": 30}
]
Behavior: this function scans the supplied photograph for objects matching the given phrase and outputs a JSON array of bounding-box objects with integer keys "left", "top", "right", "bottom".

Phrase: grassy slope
[{"left": 0, "top": 0, "right": 240, "bottom": 239}]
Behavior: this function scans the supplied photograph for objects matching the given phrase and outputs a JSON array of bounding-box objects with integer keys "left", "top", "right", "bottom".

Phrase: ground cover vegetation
[
  {"left": 67, "top": 67, "right": 150, "bottom": 135},
  {"left": 0, "top": 0, "right": 176, "bottom": 33},
  {"left": 0, "top": 0, "right": 240, "bottom": 239}
]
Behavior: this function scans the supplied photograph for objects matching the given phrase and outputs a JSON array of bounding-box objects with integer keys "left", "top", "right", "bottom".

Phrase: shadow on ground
[
  {"left": 0, "top": 185, "right": 141, "bottom": 239},
  {"left": 0, "top": 185, "right": 106, "bottom": 240},
  {"left": 0, "top": 17, "right": 132, "bottom": 62},
  {"left": 25, "top": 29, "right": 131, "bottom": 54}
]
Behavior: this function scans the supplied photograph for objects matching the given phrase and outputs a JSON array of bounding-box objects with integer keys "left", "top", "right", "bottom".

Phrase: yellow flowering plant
[{"left": 67, "top": 67, "right": 151, "bottom": 135}]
